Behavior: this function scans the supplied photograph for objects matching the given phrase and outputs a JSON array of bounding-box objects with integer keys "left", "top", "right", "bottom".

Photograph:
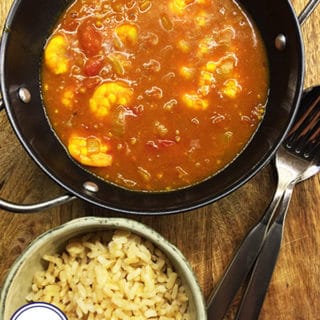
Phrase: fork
[
  {"left": 207, "top": 85, "right": 320, "bottom": 319},
  {"left": 234, "top": 86, "right": 320, "bottom": 319}
]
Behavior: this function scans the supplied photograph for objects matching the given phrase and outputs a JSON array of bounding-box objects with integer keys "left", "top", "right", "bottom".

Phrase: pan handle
[
  {"left": 0, "top": 195, "right": 76, "bottom": 214},
  {"left": 298, "top": 0, "right": 320, "bottom": 25},
  {"left": 0, "top": 98, "right": 76, "bottom": 213}
]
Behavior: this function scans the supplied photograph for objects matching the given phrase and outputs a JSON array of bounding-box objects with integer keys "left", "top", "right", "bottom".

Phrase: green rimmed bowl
[{"left": 0, "top": 216, "right": 207, "bottom": 320}]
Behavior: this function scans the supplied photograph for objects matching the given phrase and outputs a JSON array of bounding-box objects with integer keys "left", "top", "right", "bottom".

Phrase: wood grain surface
[{"left": 0, "top": 1, "right": 319, "bottom": 319}]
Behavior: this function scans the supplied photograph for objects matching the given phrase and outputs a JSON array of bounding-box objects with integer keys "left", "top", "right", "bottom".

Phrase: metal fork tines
[
  {"left": 285, "top": 89, "right": 320, "bottom": 160},
  {"left": 207, "top": 86, "right": 320, "bottom": 320}
]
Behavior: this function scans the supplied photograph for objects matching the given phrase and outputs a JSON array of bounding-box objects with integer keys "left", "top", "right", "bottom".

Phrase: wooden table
[{"left": 0, "top": 1, "right": 319, "bottom": 319}]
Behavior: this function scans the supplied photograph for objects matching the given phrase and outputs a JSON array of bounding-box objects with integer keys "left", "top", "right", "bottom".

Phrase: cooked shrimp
[
  {"left": 114, "top": 23, "right": 139, "bottom": 48},
  {"left": 89, "top": 82, "right": 134, "bottom": 117},
  {"left": 182, "top": 93, "right": 208, "bottom": 110},
  {"left": 68, "top": 135, "right": 112, "bottom": 167},
  {"left": 44, "top": 35, "right": 69, "bottom": 74}
]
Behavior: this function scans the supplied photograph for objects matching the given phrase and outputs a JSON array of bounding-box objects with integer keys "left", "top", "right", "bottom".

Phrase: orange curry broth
[{"left": 42, "top": 0, "right": 269, "bottom": 191}]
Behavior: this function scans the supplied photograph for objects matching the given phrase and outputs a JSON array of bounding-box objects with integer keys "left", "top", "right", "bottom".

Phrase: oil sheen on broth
[{"left": 42, "top": 0, "right": 269, "bottom": 191}]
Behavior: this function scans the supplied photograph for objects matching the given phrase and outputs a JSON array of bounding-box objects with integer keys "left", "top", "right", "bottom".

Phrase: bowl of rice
[{"left": 0, "top": 216, "right": 207, "bottom": 320}]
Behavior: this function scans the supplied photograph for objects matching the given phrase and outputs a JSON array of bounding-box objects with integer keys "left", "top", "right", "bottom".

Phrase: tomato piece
[
  {"left": 77, "top": 19, "right": 102, "bottom": 56},
  {"left": 158, "top": 139, "right": 176, "bottom": 147},
  {"left": 84, "top": 57, "right": 103, "bottom": 76}
]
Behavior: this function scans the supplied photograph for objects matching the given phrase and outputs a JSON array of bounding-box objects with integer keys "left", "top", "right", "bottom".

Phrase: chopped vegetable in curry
[{"left": 42, "top": 0, "right": 269, "bottom": 191}]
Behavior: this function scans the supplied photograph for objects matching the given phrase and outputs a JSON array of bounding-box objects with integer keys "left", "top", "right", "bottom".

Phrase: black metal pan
[{"left": 0, "top": 0, "right": 319, "bottom": 214}]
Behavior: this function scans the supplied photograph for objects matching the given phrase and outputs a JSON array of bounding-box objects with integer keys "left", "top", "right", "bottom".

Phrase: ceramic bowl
[{"left": 0, "top": 216, "right": 207, "bottom": 320}]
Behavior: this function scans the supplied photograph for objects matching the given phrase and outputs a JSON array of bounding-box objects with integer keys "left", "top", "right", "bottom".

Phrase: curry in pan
[{"left": 42, "top": 0, "right": 269, "bottom": 191}]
